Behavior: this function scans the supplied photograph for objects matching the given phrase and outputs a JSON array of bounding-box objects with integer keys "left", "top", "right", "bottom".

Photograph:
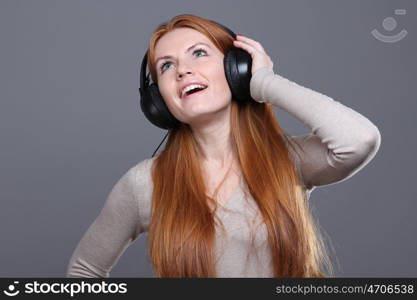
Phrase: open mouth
[{"left": 182, "top": 85, "right": 208, "bottom": 99}]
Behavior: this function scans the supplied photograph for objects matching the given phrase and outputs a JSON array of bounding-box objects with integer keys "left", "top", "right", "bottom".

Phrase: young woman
[{"left": 66, "top": 14, "right": 381, "bottom": 278}]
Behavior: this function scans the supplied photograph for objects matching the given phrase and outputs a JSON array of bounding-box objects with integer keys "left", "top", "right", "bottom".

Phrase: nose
[{"left": 176, "top": 61, "right": 193, "bottom": 79}]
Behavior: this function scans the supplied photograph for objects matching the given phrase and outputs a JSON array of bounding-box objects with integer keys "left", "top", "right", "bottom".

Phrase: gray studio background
[{"left": 0, "top": 0, "right": 415, "bottom": 277}]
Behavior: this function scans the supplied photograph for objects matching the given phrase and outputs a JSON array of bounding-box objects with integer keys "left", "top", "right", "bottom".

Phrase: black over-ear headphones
[{"left": 139, "top": 20, "right": 252, "bottom": 157}]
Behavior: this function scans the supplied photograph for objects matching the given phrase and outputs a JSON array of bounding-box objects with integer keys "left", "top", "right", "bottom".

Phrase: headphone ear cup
[
  {"left": 224, "top": 48, "right": 252, "bottom": 103},
  {"left": 140, "top": 83, "right": 181, "bottom": 130}
]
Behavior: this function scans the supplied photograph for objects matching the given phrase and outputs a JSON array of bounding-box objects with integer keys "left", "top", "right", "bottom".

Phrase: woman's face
[{"left": 153, "top": 27, "right": 232, "bottom": 125}]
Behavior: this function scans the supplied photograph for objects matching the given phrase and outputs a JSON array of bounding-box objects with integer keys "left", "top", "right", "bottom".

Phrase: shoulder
[
  {"left": 131, "top": 156, "right": 156, "bottom": 178},
  {"left": 121, "top": 156, "right": 158, "bottom": 232},
  {"left": 128, "top": 156, "right": 158, "bottom": 192},
  {"left": 106, "top": 157, "right": 156, "bottom": 210}
]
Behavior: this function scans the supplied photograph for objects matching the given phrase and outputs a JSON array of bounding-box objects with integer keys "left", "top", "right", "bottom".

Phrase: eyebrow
[{"left": 155, "top": 42, "right": 211, "bottom": 66}]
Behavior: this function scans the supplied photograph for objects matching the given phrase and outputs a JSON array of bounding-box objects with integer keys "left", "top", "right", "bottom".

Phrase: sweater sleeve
[
  {"left": 250, "top": 67, "right": 381, "bottom": 191},
  {"left": 65, "top": 165, "right": 144, "bottom": 278}
]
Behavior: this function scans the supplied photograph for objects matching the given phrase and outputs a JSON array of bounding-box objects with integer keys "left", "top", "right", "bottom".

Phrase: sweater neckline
[{"left": 217, "top": 175, "right": 244, "bottom": 211}]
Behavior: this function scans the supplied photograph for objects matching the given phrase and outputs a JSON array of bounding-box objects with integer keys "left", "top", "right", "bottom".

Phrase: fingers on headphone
[
  {"left": 233, "top": 40, "right": 257, "bottom": 55},
  {"left": 236, "top": 34, "right": 265, "bottom": 53}
]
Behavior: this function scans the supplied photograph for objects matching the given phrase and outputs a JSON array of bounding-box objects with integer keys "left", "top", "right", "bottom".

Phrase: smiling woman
[
  {"left": 66, "top": 13, "right": 381, "bottom": 278},
  {"left": 150, "top": 27, "right": 234, "bottom": 127}
]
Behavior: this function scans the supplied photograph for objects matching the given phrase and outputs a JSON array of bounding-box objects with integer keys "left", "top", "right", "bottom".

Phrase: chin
[{"left": 184, "top": 101, "right": 231, "bottom": 123}]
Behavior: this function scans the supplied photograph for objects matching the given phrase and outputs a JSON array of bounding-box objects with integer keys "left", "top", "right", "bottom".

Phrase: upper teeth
[{"left": 181, "top": 84, "right": 206, "bottom": 97}]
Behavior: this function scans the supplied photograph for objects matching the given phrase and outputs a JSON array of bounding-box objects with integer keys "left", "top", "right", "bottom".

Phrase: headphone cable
[{"left": 151, "top": 131, "right": 169, "bottom": 157}]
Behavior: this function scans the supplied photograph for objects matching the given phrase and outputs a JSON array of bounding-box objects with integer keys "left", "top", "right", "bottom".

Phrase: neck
[{"left": 190, "top": 107, "right": 235, "bottom": 168}]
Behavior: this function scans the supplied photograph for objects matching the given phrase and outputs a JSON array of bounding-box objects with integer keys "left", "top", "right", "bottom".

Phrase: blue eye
[
  {"left": 160, "top": 61, "right": 172, "bottom": 72},
  {"left": 159, "top": 48, "right": 208, "bottom": 73},
  {"left": 193, "top": 48, "right": 207, "bottom": 57}
]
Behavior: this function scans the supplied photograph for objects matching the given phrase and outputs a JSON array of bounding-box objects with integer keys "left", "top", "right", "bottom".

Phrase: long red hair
[{"left": 145, "top": 14, "right": 334, "bottom": 277}]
